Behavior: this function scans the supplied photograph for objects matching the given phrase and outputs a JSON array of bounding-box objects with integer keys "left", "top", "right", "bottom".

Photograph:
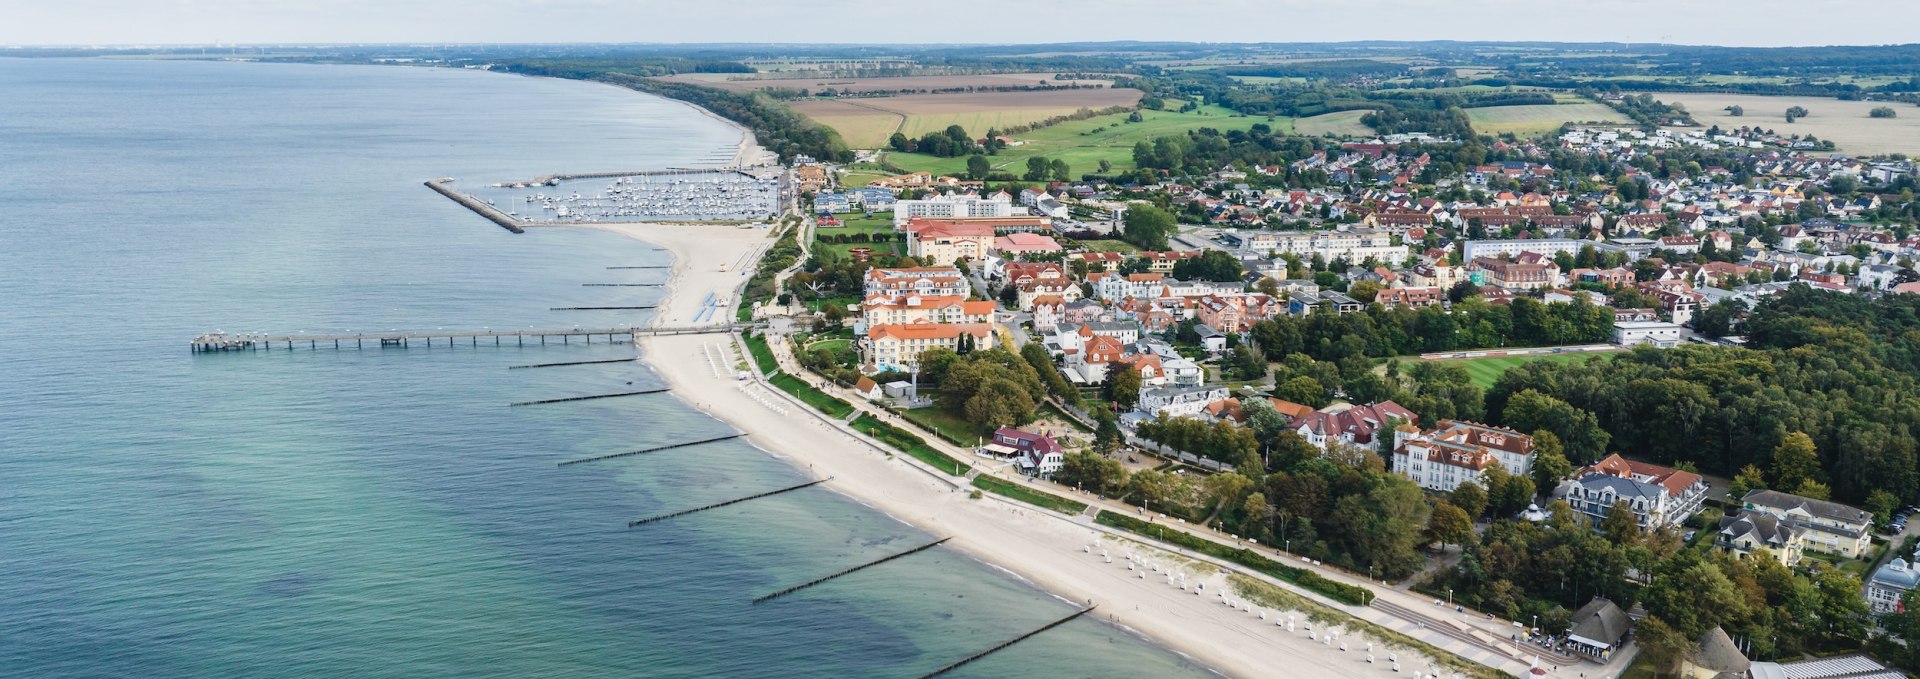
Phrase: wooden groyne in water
[
  {"left": 626, "top": 478, "right": 830, "bottom": 527},
  {"left": 509, "top": 388, "right": 671, "bottom": 407},
  {"left": 753, "top": 537, "right": 952, "bottom": 604},
  {"left": 918, "top": 606, "right": 1097, "bottom": 678},
  {"left": 556, "top": 433, "right": 747, "bottom": 467},
  {"left": 425, "top": 178, "right": 525, "bottom": 234},
  {"left": 508, "top": 358, "right": 636, "bottom": 370}
]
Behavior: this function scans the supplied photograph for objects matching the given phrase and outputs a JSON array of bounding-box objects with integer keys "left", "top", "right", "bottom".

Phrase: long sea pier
[{"left": 190, "top": 324, "right": 756, "bottom": 352}]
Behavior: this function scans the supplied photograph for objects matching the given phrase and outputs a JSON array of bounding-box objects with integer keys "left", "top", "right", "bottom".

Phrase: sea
[{"left": 0, "top": 58, "right": 1214, "bottom": 678}]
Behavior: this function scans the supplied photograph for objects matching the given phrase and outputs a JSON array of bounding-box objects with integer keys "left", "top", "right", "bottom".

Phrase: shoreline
[{"left": 574, "top": 215, "right": 1450, "bottom": 679}]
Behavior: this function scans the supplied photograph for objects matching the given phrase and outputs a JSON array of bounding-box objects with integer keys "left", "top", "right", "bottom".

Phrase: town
[{"left": 746, "top": 113, "right": 1920, "bottom": 678}]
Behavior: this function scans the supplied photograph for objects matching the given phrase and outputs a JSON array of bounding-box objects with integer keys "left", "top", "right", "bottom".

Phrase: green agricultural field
[
  {"left": 885, "top": 104, "right": 1284, "bottom": 177},
  {"left": 1423, "top": 351, "right": 1615, "bottom": 389},
  {"left": 1293, "top": 110, "right": 1375, "bottom": 137},
  {"left": 1464, "top": 102, "right": 1629, "bottom": 136}
]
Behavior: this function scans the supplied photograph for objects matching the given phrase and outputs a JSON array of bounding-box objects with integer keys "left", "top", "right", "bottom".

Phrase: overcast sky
[{"left": 5, "top": 0, "right": 1916, "bottom": 47}]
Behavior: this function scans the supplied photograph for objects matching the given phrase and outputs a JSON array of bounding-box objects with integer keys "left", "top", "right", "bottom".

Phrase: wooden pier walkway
[{"left": 190, "top": 323, "right": 756, "bottom": 352}]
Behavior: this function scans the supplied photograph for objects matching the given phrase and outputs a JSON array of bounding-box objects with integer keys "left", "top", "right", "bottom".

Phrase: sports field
[
  {"left": 1421, "top": 351, "right": 1615, "bottom": 389},
  {"left": 1464, "top": 103, "right": 1629, "bottom": 136},
  {"left": 789, "top": 89, "right": 1145, "bottom": 148},
  {"left": 882, "top": 103, "right": 1280, "bottom": 176}
]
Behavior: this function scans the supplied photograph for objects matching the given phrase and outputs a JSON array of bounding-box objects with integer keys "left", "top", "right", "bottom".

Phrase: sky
[{"left": 4, "top": 0, "right": 1918, "bottom": 47}]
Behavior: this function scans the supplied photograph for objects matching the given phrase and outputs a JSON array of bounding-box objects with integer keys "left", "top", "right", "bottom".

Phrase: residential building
[
  {"left": 905, "top": 219, "right": 994, "bottom": 265},
  {"left": 1136, "top": 385, "right": 1231, "bottom": 419},
  {"left": 1094, "top": 272, "right": 1167, "bottom": 301},
  {"left": 1715, "top": 510, "right": 1804, "bottom": 566},
  {"left": 1288, "top": 290, "right": 1363, "bottom": 316},
  {"left": 892, "top": 193, "right": 1015, "bottom": 226},
  {"left": 1562, "top": 454, "right": 1709, "bottom": 531},
  {"left": 1373, "top": 286, "right": 1446, "bottom": 309},
  {"left": 1406, "top": 264, "right": 1467, "bottom": 290},
  {"left": 1194, "top": 293, "right": 1279, "bottom": 333},
  {"left": 1030, "top": 295, "right": 1065, "bottom": 333},
  {"left": 865, "top": 323, "right": 994, "bottom": 372},
  {"left": 1471, "top": 256, "right": 1559, "bottom": 291},
  {"left": 1868, "top": 546, "right": 1920, "bottom": 614},
  {"left": 1737, "top": 489, "right": 1874, "bottom": 559},
  {"left": 1612, "top": 320, "right": 1684, "bottom": 348},
  {"left": 861, "top": 294, "right": 995, "bottom": 327},
  {"left": 979, "top": 428, "right": 1065, "bottom": 478},
  {"left": 1294, "top": 401, "right": 1419, "bottom": 452},
  {"left": 1460, "top": 239, "right": 1587, "bottom": 262},
  {"left": 1390, "top": 420, "right": 1532, "bottom": 492},
  {"left": 1230, "top": 228, "right": 1409, "bottom": 263},
  {"left": 865, "top": 267, "right": 969, "bottom": 300}
]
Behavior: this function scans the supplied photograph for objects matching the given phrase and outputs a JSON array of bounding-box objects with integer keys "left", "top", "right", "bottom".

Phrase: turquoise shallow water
[{"left": 0, "top": 59, "right": 1213, "bottom": 678}]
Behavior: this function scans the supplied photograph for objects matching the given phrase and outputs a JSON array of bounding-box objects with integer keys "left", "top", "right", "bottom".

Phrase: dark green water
[{"left": 0, "top": 59, "right": 1214, "bottom": 678}]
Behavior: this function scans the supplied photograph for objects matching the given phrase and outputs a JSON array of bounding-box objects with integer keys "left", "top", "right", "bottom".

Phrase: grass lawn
[
  {"left": 851, "top": 414, "right": 970, "bottom": 475},
  {"left": 820, "top": 211, "right": 895, "bottom": 235},
  {"left": 903, "top": 406, "right": 987, "bottom": 445},
  {"left": 1293, "top": 110, "right": 1375, "bottom": 137},
  {"left": 1075, "top": 239, "right": 1140, "bottom": 254},
  {"left": 971, "top": 475, "right": 1088, "bottom": 514},
  {"left": 1419, "top": 351, "right": 1615, "bottom": 389},
  {"left": 769, "top": 372, "right": 855, "bottom": 419},
  {"left": 742, "top": 333, "right": 778, "bottom": 375},
  {"left": 885, "top": 104, "right": 1282, "bottom": 177}
]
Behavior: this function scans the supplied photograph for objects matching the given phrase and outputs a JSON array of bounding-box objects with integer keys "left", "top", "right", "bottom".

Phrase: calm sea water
[{"left": 0, "top": 59, "right": 1212, "bottom": 678}]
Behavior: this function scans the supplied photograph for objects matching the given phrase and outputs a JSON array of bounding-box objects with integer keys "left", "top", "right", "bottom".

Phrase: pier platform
[{"left": 190, "top": 324, "right": 756, "bottom": 352}]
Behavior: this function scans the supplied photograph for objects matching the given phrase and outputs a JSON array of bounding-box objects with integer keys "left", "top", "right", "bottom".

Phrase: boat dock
[
  {"left": 425, "top": 178, "right": 526, "bottom": 233},
  {"left": 190, "top": 324, "right": 755, "bottom": 352}
]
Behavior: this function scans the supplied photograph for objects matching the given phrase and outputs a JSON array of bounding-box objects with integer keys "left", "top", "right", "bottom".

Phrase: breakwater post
[
  {"left": 556, "top": 433, "right": 747, "bottom": 466},
  {"left": 425, "top": 178, "right": 525, "bottom": 234},
  {"left": 626, "top": 478, "right": 830, "bottom": 527},
  {"left": 753, "top": 537, "right": 952, "bottom": 604},
  {"left": 508, "top": 358, "right": 637, "bottom": 370}
]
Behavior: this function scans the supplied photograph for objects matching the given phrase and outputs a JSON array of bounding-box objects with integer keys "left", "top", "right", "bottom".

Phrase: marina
[{"left": 474, "top": 167, "right": 786, "bottom": 224}]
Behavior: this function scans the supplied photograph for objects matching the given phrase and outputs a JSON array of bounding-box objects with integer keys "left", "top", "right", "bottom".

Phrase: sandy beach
[{"left": 571, "top": 216, "right": 1495, "bottom": 679}]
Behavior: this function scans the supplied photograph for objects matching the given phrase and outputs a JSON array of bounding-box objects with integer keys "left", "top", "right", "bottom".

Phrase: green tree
[
  {"left": 1109, "top": 365, "right": 1143, "bottom": 410},
  {"left": 1094, "top": 408, "right": 1123, "bottom": 453},
  {"left": 965, "top": 154, "right": 991, "bottom": 180},
  {"left": 1121, "top": 204, "right": 1176, "bottom": 251},
  {"left": 1452, "top": 481, "right": 1489, "bottom": 520},
  {"left": 1499, "top": 389, "right": 1611, "bottom": 464},
  {"left": 1330, "top": 480, "right": 1432, "bottom": 579},
  {"left": 964, "top": 377, "right": 1036, "bottom": 431},
  {"left": 1872, "top": 106, "right": 1898, "bottom": 119},
  {"left": 1050, "top": 158, "right": 1071, "bottom": 182},
  {"left": 1059, "top": 450, "right": 1128, "bottom": 495},
  {"left": 1794, "top": 479, "right": 1833, "bottom": 501},
  {"left": 1200, "top": 472, "right": 1255, "bottom": 527},
  {"left": 1770, "top": 432, "right": 1821, "bottom": 491},
  {"left": 1601, "top": 499, "right": 1642, "bottom": 546},
  {"left": 1530, "top": 430, "right": 1575, "bottom": 491},
  {"left": 1636, "top": 616, "right": 1694, "bottom": 677},
  {"left": 1025, "top": 156, "right": 1051, "bottom": 182},
  {"left": 1274, "top": 375, "right": 1328, "bottom": 408},
  {"left": 1867, "top": 489, "right": 1900, "bottom": 530},
  {"left": 1729, "top": 464, "right": 1768, "bottom": 498},
  {"left": 1426, "top": 500, "right": 1475, "bottom": 549}
]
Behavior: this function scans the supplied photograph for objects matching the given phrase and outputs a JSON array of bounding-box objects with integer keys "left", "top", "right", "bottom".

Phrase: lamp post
[{"left": 1447, "top": 588, "right": 1453, "bottom": 609}]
